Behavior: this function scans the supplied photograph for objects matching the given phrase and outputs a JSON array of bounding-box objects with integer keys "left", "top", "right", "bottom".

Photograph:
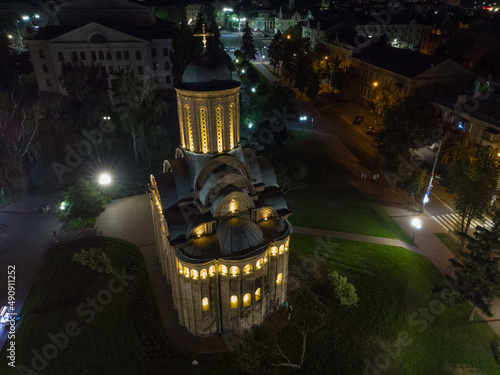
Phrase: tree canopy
[
  {"left": 241, "top": 22, "right": 257, "bottom": 61},
  {"left": 56, "top": 177, "right": 110, "bottom": 223}
]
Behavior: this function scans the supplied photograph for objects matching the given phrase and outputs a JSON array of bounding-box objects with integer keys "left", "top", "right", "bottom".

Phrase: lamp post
[
  {"left": 372, "top": 82, "right": 378, "bottom": 126},
  {"left": 411, "top": 218, "right": 421, "bottom": 245}
]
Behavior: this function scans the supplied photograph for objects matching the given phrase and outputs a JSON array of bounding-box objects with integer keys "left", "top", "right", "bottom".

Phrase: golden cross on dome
[{"left": 194, "top": 23, "right": 213, "bottom": 49}]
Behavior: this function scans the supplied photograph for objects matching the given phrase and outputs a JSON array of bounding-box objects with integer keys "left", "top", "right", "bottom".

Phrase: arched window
[
  {"left": 90, "top": 33, "right": 107, "bottom": 43},
  {"left": 243, "top": 293, "right": 251, "bottom": 307},
  {"left": 271, "top": 246, "right": 278, "bottom": 256},
  {"left": 185, "top": 105, "right": 194, "bottom": 151},
  {"left": 229, "top": 199, "right": 238, "bottom": 213},
  {"left": 276, "top": 273, "right": 283, "bottom": 285},
  {"left": 209, "top": 265, "right": 216, "bottom": 277},
  {"left": 191, "top": 269, "right": 199, "bottom": 280},
  {"left": 256, "top": 259, "right": 263, "bottom": 270},
  {"left": 230, "top": 266, "right": 239, "bottom": 277},
  {"left": 219, "top": 264, "right": 228, "bottom": 276},
  {"left": 230, "top": 295, "right": 238, "bottom": 308},
  {"left": 183, "top": 267, "right": 190, "bottom": 278},
  {"left": 243, "top": 264, "right": 253, "bottom": 274},
  {"left": 285, "top": 239, "right": 290, "bottom": 251},
  {"left": 200, "top": 269, "right": 208, "bottom": 279},
  {"left": 202, "top": 297, "right": 209, "bottom": 312},
  {"left": 255, "top": 288, "right": 261, "bottom": 301},
  {"left": 229, "top": 104, "right": 235, "bottom": 149},
  {"left": 199, "top": 107, "right": 208, "bottom": 153},
  {"left": 178, "top": 261, "right": 183, "bottom": 274},
  {"left": 279, "top": 245, "right": 285, "bottom": 254},
  {"left": 216, "top": 106, "right": 223, "bottom": 152}
]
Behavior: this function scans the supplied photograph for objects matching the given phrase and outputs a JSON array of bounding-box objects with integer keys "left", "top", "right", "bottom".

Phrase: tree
[
  {"left": 207, "top": 21, "right": 233, "bottom": 71},
  {"left": 241, "top": 22, "right": 257, "bottom": 61},
  {"left": 56, "top": 177, "right": 110, "bottom": 223},
  {"left": 451, "top": 224, "right": 500, "bottom": 321},
  {"left": 402, "top": 168, "right": 427, "bottom": 206},
  {"left": 112, "top": 71, "right": 169, "bottom": 165},
  {"left": 442, "top": 142, "right": 500, "bottom": 247},
  {"left": 275, "top": 162, "right": 308, "bottom": 194},
  {"left": 268, "top": 31, "right": 284, "bottom": 76},
  {"left": 328, "top": 271, "right": 358, "bottom": 306},
  {"left": 59, "top": 61, "right": 110, "bottom": 135},
  {"left": 170, "top": 21, "right": 196, "bottom": 84},
  {"left": 376, "top": 98, "right": 438, "bottom": 170}
]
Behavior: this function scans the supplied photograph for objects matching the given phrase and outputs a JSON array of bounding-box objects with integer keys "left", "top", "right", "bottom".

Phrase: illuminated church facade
[{"left": 148, "top": 48, "right": 292, "bottom": 337}]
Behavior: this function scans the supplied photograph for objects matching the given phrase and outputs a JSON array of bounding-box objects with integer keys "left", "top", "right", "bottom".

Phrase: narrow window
[
  {"left": 45, "top": 78, "right": 52, "bottom": 87},
  {"left": 80, "top": 51, "right": 86, "bottom": 60},
  {"left": 230, "top": 266, "right": 239, "bottom": 277},
  {"left": 136, "top": 51, "right": 142, "bottom": 60},
  {"left": 255, "top": 288, "right": 261, "bottom": 301},
  {"left": 276, "top": 273, "right": 283, "bottom": 285},
  {"left": 164, "top": 62, "right": 170, "bottom": 70},
  {"left": 219, "top": 264, "right": 228, "bottom": 276},
  {"left": 42, "top": 64, "right": 48, "bottom": 73},
  {"left": 200, "top": 269, "right": 207, "bottom": 279},
  {"left": 57, "top": 52, "right": 64, "bottom": 61},
  {"left": 39, "top": 49, "right": 46, "bottom": 59},
  {"left": 116, "top": 51, "right": 122, "bottom": 60},
  {"left": 163, "top": 47, "right": 168, "bottom": 56},
  {"left": 106, "top": 51, "right": 111, "bottom": 60},
  {"left": 230, "top": 295, "right": 238, "bottom": 308},
  {"left": 91, "top": 51, "right": 96, "bottom": 60},
  {"left": 98, "top": 51, "right": 104, "bottom": 60},
  {"left": 243, "top": 293, "right": 251, "bottom": 307},
  {"left": 202, "top": 297, "right": 209, "bottom": 311},
  {"left": 124, "top": 51, "right": 130, "bottom": 59}
]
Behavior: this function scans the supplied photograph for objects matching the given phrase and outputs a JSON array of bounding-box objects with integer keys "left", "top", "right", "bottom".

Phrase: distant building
[
  {"left": 302, "top": 20, "right": 325, "bottom": 48},
  {"left": 249, "top": 10, "right": 275, "bottom": 32},
  {"left": 355, "top": 21, "right": 423, "bottom": 50},
  {"left": 434, "top": 90, "right": 500, "bottom": 157},
  {"left": 148, "top": 49, "right": 291, "bottom": 337},
  {"left": 274, "top": 7, "right": 312, "bottom": 34},
  {"left": 352, "top": 45, "right": 475, "bottom": 105},
  {"left": 26, "top": 0, "right": 173, "bottom": 95}
]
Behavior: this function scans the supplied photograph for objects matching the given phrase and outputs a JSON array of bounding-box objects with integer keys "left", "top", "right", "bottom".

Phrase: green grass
[
  {"left": 435, "top": 232, "right": 460, "bottom": 256},
  {"left": 60, "top": 217, "right": 96, "bottom": 230},
  {"left": 279, "top": 233, "right": 500, "bottom": 374},
  {"left": 278, "top": 131, "right": 411, "bottom": 242},
  {"left": 0, "top": 237, "right": 169, "bottom": 374}
]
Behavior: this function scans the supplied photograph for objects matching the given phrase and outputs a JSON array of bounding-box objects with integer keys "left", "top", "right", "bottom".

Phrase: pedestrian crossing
[{"left": 432, "top": 213, "right": 494, "bottom": 234}]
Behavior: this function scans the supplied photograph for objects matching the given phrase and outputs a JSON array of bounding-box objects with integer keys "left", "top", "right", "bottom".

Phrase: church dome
[
  {"left": 182, "top": 52, "right": 231, "bottom": 84},
  {"left": 217, "top": 217, "right": 265, "bottom": 256}
]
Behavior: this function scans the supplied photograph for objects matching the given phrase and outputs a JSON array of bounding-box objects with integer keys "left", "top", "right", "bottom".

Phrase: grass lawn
[
  {"left": 60, "top": 217, "right": 96, "bottom": 230},
  {"left": 435, "top": 232, "right": 460, "bottom": 257},
  {"left": 278, "top": 233, "right": 500, "bottom": 374},
  {"left": 0, "top": 237, "right": 169, "bottom": 375},
  {"left": 278, "top": 131, "right": 411, "bottom": 242}
]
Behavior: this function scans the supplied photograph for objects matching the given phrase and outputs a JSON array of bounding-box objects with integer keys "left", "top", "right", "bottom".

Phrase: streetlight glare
[
  {"left": 373, "top": 82, "right": 378, "bottom": 87},
  {"left": 412, "top": 218, "right": 422, "bottom": 229},
  {"left": 99, "top": 173, "right": 111, "bottom": 185},
  {"left": 241, "top": 69, "right": 245, "bottom": 73}
]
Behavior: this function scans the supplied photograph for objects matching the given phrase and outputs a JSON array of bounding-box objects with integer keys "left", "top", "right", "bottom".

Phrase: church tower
[{"left": 148, "top": 44, "right": 292, "bottom": 337}]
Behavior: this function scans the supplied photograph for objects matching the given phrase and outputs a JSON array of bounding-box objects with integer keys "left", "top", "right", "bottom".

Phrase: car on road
[
  {"left": 366, "top": 126, "right": 375, "bottom": 135},
  {"left": 352, "top": 115, "right": 363, "bottom": 124}
]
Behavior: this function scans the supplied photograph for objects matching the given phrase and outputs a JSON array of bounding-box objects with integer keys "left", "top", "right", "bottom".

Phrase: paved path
[{"left": 0, "top": 193, "right": 62, "bottom": 350}]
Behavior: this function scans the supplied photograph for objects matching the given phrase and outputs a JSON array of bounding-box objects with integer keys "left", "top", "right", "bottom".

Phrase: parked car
[
  {"left": 352, "top": 115, "right": 363, "bottom": 124},
  {"left": 366, "top": 126, "right": 375, "bottom": 135}
]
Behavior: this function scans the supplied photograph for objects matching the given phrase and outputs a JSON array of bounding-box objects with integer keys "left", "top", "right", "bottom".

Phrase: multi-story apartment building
[
  {"left": 434, "top": 91, "right": 500, "bottom": 156},
  {"left": 27, "top": 0, "right": 174, "bottom": 95},
  {"left": 355, "top": 21, "right": 423, "bottom": 50}
]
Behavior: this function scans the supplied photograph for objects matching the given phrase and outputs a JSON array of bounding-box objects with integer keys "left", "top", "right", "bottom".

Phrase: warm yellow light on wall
[
  {"left": 216, "top": 106, "right": 223, "bottom": 152},
  {"left": 276, "top": 273, "right": 283, "bottom": 285},
  {"left": 243, "top": 293, "right": 251, "bottom": 306},
  {"left": 271, "top": 246, "right": 278, "bottom": 256},
  {"left": 285, "top": 239, "right": 290, "bottom": 251},
  {"left": 219, "top": 264, "right": 228, "bottom": 276},
  {"left": 184, "top": 267, "right": 190, "bottom": 278},
  {"left": 230, "top": 295, "right": 238, "bottom": 308},
  {"left": 255, "top": 288, "right": 261, "bottom": 301},
  {"left": 229, "top": 199, "right": 238, "bottom": 213},
  {"left": 230, "top": 266, "right": 239, "bottom": 277},
  {"left": 200, "top": 107, "right": 208, "bottom": 153},
  {"left": 279, "top": 245, "right": 284, "bottom": 254},
  {"left": 193, "top": 224, "right": 206, "bottom": 237},
  {"left": 178, "top": 261, "right": 183, "bottom": 274},
  {"left": 209, "top": 265, "right": 215, "bottom": 277},
  {"left": 243, "top": 264, "right": 252, "bottom": 274},
  {"left": 191, "top": 269, "right": 199, "bottom": 280},
  {"left": 256, "top": 259, "right": 263, "bottom": 269},
  {"left": 200, "top": 269, "right": 207, "bottom": 279},
  {"left": 202, "top": 297, "right": 209, "bottom": 311},
  {"left": 229, "top": 104, "right": 235, "bottom": 149}
]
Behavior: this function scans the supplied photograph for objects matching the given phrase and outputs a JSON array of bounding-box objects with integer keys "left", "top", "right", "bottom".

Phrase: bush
[
  {"left": 247, "top": 66, "right": 260, "bottom": 83},
  {"left": 494, "top": 343, "right": 500, "bottom": 362},
  {"left": 72, "top": 247, "right": 113, "bottom": 274},
  {"left": 256, "top": 84, "right": 268, "bottom": 96}
]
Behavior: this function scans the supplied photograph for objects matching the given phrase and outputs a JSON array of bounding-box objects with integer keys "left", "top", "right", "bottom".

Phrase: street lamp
[
  {"left": 411, "top": 218, "right": 421, "bottom": 245},
  {"left": 99, "top": 173, "right": 111, "bottom": 185}
]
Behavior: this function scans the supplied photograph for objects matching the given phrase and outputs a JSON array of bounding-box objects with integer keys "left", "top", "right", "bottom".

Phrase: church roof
[{"left": 177, "top": 52, "right": 240, "bottom": 91}]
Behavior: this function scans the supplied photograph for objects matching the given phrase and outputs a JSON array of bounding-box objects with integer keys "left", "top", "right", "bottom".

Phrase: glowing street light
[
  {"left": 411, "top": 218, "right": 422, "bottom": 245},
  {"left": 251, "top": 87, "right": 256, "bottom": 93},
  {"left": 99, "top": 173, "right": 111, "bottom": 185},
  {"left": 241, "top": 69, "right": 245, "bottom": 73},
  {"left": 373, "top": 82, "right": 378, "bottom": 87},
  {"left": 248, "top": 123, "right": 253, "bottom": 129}
]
